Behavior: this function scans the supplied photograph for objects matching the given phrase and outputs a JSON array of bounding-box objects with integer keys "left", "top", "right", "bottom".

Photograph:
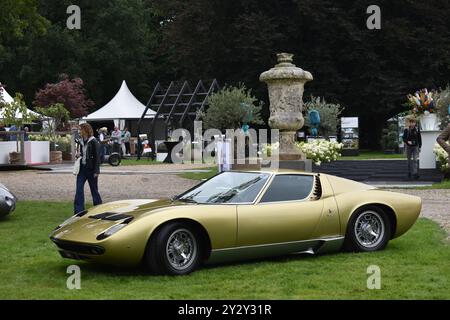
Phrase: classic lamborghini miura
[{"left": 50, "top": 170, "right": 421, "bottom": 275}]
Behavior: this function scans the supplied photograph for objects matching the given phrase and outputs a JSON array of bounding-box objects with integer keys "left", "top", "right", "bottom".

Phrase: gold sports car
[{"left": 50, "top": 170, "right": 421, "bottom": 275}]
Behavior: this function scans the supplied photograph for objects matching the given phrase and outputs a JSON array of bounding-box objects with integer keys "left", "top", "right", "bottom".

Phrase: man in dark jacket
[
  {"left": 436, "top": 123, "right": 450, "bottom": 179},
  {"left": 402, "top": 117, "right": 422, "bottom": 179},
  {"left": 74, "top": 123, "right": 102, "bottom": 214}
]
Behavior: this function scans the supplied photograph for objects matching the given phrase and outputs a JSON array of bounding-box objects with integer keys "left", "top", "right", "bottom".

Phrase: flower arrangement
[
  {"left": 295, "top": 140, "right": 343, "bottom": 166},
  {"left": 406, "top": 88, "right": 436, "bottom": 115},
  {"left": 433, "top": 143, "right": 449, "bottom": 173}
]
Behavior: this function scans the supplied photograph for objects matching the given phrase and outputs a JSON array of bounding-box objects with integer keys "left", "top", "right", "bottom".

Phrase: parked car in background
[{"left": 0, "top": 183, "right": 17, "bottom": 217}]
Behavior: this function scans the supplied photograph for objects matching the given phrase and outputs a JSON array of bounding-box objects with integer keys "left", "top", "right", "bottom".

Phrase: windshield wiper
[{"left": 177, "top": 198, "right": 198, "bottom": 204}]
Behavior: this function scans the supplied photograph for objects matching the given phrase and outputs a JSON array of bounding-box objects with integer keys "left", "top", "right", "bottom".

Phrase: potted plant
[
  {"left": 0, "top": 93, "right": 37, "bottom": 164},
  {"left": 35, "top": 103, "right": 70, "bottom": 164},
  {"left": 198, "top": 84, "right": 264, "bottom": 169}
]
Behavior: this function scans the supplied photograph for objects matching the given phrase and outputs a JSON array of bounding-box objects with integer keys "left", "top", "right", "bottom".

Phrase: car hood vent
[{"left": 89, "top": 212, "right": 132, "bottom": 221}]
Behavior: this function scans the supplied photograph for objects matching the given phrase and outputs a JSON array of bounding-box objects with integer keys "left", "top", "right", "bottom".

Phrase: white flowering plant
[
  {"left": 261, "top": 142, "right": 279, "bottom": 158},
  {"left": 296, "top": 140, "right": 343, "bottom": 166},
  {"left": 433, "top": 143, "right": 449, "bottom": 173}
]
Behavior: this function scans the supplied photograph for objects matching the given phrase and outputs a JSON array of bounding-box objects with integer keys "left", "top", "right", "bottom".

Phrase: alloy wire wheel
[
  {"left": 344, "top": 206, "right": 391, "bottom": 252},
  {"left": 145, "top": 222, "right": 201, "bottom": 275},
  {"left": 354, "top": 211, "right": 384, "bottom": 248},
  {"left": 166, "top": 229, "right": 197, "bottom": 271}
]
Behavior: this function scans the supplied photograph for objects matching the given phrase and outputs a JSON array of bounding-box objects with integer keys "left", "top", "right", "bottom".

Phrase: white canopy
[
  {"left": 83, "top": 80, "right": 156, "bottom": 122},
  {"left": 0, "top": 87, "right": 13, "bottom": 103},
  {"left": 0, "top": 86, "right": 40, "bottom": 120}
]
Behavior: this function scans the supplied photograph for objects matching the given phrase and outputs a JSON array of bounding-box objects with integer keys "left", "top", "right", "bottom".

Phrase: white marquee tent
[
  {"left": 0, "top": 86, "right": 40, "bottom": 120},
  {"left": 82, "top": 80, "right": 156, "bottom": 129}
]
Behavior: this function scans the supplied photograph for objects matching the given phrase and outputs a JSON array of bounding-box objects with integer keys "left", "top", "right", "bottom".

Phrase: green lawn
[
  {"left": 338, "top": 150, "right": 406, "bottom": 160},
  {"left": 0, "top": 201, "right": 448, "bottom": 299},
  {"left": 411, "top": 179, "right": 450, "bottom": 190}
]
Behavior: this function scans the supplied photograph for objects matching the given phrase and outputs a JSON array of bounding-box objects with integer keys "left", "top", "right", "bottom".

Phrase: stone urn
[{"left": 260, "top": 53, "right": 313, "bottom": 160}]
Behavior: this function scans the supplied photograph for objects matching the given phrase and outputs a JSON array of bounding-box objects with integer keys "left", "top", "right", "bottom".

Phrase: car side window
[{"left": 260, "top": 174, "right": 314, "bottom": 203}]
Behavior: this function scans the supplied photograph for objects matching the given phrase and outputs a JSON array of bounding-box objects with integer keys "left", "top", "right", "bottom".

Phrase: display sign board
[
  {"left": 341, "top": 117, "right": 359, "bottom": 128},
  {"left": 340, "top": 117, "right": 359, "bottom": 156}
]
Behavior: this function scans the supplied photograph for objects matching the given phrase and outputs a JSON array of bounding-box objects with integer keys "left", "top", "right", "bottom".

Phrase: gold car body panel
[
  {"left": 50, "top": 199, "right": 237, "bottom": 266},
  {"left": 50, "top": 170, "right": 422, "bottom": 267},
  {"left": 324, "top": 174, "right": 422, "bottom": 238}
]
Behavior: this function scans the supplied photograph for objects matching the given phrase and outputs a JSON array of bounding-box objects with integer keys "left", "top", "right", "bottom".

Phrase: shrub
[
  {"left": 296, "top": 140, "right": 343, "bottom": 166},
  {"left": 303, "top": 96, "right": 344, "bottom": 138},
  {"left": 434, "top": 85, "right": 450, "bottom": 130},
  {"left": 199, "top": 84, "right": 263, "bottom": 131},
  {"left": 380, "top": 123, "right": 399, "bottom": 151},
  {"left": 434, "top": 143, "right": 449, "bottom": 173}
]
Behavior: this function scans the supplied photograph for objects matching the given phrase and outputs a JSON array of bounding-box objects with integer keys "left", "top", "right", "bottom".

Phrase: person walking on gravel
[
  {"left": 436, "top": 123, "right": 450, "bottom": 179},
  {"left": 74, "top": 123, "right": 102, "bottom": 214}
]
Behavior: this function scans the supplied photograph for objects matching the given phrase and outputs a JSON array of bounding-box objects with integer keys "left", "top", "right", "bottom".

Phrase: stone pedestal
[
  {"left": 419, "top": 130, "right": 442, "bottom": 169},
  {"left": 260, "top": 52, "right": 313, "bottom": 170}
]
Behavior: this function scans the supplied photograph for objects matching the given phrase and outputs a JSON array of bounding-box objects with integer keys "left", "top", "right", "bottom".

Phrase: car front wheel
[
  {"left": 344, "top": 206, "right": 391, "bottom": 252},
  {"left": 145, "top": 222, "right": 201, "bottom": 275}
]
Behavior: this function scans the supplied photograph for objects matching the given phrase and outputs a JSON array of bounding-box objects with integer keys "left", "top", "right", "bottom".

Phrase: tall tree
[{"left": 154, "top": 0, "right": 450, "bottom": 148}]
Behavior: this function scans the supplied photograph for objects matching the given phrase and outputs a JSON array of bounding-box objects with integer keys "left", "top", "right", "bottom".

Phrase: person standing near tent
[
  {"left": 111, "top": 126, "right": 122, "bottom": 155},
  {"left": 98, "top": 127, "right": 108, "bottom": 162},
  {"left": 123, "top": 127, "right": 131, "bottom": 156},
  {"left": 0, "top": 122, "right": 7, "bottom": 141},
  {"left": 8, "top": 124, "right": 17, "bottom": 141},
  {"left": 74, "top": 123, "right": 102, "bottom": 214}
]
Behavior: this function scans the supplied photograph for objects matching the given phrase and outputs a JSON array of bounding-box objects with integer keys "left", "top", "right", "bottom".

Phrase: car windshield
[{"left": 176, "top": 172, "right": 270, "bottom": 204}]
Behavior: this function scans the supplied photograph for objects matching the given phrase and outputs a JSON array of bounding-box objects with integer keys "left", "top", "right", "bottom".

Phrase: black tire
[
  {"left": 108, "top": 153, "right": 121, "bottom": 166},
  {"left": 145, "top": 222, "right": 202, "bottom": 275},
  {"left": 344, "top": 205, "right": 391, "bottom": 252}
]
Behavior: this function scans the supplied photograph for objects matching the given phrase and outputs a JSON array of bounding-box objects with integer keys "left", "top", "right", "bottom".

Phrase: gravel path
[
  {"left": 1, "top": 166, "right": 448, "bottom": 237},
  {"left": 0, "top": 164, "right": 208, "bottom": 202},
  {"left": 386, "top": 188, "right": 450, "bottom": 239}
]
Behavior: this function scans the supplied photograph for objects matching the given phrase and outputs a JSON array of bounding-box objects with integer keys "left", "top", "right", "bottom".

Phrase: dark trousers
[
  {"left": 74, "top": 165, "right": 102, "bottom": 214},
  {"left": 125, "top": 142, "right": 131, "bottom": 155},
  {"left": 406, "top": 145, "right": 419, "bottom": 176}
]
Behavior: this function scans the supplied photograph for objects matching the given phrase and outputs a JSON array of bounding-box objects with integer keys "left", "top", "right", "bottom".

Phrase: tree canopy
[{"left": 0, "top": 0, "right": 449, "bottom": 148}]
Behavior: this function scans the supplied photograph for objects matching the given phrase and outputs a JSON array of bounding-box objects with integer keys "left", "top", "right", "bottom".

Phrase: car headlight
[
  {"left": 54, "top": 210, "right": 88, "bottom": 230},
  {"left": 96, "top": 217, "right": 133, "bottom": 240},
  {"left": 5, "top": 196, "right": 13, "bottom": 207}
]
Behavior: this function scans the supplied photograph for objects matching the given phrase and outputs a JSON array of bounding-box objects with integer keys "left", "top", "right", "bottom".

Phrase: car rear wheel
[
  {"left": 344, "top": 206, "right": 391, "bottom": 252},
  {"left": 145, "top": 222, "right": 201, "bottom": 275}
]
